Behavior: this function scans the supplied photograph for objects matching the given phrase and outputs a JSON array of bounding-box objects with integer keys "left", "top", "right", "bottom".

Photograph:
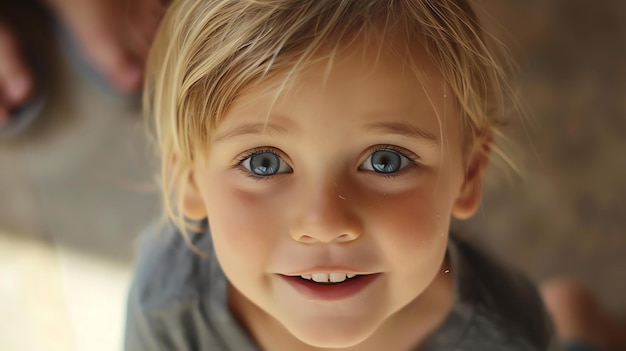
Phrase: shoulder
[
  {"left": 449, "top": 237, "right": 556, "bottom": 350},
  {"left": 129, "top": 219, "right": 214, "bottom": 311},
  {"left": 125, "top": 219, "right": 254, "bottom": 351}
]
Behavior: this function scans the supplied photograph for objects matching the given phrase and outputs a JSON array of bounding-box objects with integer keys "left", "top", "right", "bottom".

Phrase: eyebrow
[
  {"left": 214, "top": 120, "right": 439, "bottom": 144},
  {"left": 365, "top": 122, "right": 439, "bottom": 144},
  {"left": 214, "top": 122, "right": 288, "bottom": 142}
]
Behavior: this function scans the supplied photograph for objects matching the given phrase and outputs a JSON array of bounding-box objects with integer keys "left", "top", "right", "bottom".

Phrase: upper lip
[{"left": 279, "top": 266, "right": 379, "bottom": 276}]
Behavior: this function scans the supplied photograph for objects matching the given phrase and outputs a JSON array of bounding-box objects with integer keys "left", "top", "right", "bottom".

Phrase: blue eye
[
  {"left": 241, "top": 151, "right": 292, "bottom": 176},
  {"left": 360, "top": 149, "right": 410, "bottom": 174}
]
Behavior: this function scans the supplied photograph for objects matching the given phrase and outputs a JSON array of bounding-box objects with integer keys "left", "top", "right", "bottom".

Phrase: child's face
[{"left": 184, "top": 36, "right": 486, "bottom": 347}]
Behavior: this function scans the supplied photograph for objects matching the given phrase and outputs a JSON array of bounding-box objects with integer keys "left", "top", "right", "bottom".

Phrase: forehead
[
  {"left": 209, "top": 30, "right": 466, "bottom": 162},
  {"left": 227, "top": 32, "right": 448, "bottom": 117}
]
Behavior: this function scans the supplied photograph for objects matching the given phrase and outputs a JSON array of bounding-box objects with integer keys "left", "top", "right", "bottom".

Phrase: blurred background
[{"left": 0, "top": 0, "right": 624, "bottom": 350}]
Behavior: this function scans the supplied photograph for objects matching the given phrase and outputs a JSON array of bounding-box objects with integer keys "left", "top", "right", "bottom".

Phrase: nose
[{"left": 289, "top": 181, "right": 362, "bottom": 244}]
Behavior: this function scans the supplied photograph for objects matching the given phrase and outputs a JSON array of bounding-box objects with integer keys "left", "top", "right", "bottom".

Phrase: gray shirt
[{"left": 125, "top": 220, "right": 555, "bottom": 350}]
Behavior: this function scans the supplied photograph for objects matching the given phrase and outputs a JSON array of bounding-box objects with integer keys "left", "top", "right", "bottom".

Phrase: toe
[
  {"left": 540, "top": 278, "right": 608, "bottom": 348},
  {"left": 127, "top": 0, "right": 168, "bottom": 59},
  {"left": 0, "top": 22, "right": 34, "bottom": 110},
  {"left": 83, "top": 33, "right": 144, "bottom": 93},
  {"left": 0, "top": 106, "right": 9, "bottom": 124}
]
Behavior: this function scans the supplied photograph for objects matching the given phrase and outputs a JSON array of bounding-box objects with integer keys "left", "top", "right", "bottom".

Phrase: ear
[
  {"left": 182, "top": 171, "right": 208, "bottom": 220},
  {"left": 452, "top": 138, "right": 491, "bottom": 220}
]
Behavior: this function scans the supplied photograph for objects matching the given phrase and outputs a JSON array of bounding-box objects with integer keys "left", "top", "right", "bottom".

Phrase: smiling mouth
[
  {"left": 297, "top": 273, "right": 362, "bottom": 284},
  {"left": 280, "top": 273, "right": 380, "bottom": 300},
  {"left": 283, "top": 273, "right": 374, "bottom": 286}
]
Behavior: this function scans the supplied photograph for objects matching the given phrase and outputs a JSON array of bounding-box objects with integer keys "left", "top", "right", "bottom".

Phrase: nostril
[
  {"left": 296, "top": 233, "right": 355, "bottom": 244},
  {"left": 297, "top": 235, "right": 316, "bottom": 244},
  {"left": 336, "top": 232, "right": 357, "bottom": 242}
]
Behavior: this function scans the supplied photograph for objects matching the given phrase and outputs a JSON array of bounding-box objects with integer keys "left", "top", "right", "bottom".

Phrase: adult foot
[
  {"left": 541, "top": 278, "right": 626, "bottom": 351},
  {"left": 0, "top": 20, "right": 35, "bottom": 126},
  {"left": 44, "top": 0, "right": 167, "bottom": 94}
]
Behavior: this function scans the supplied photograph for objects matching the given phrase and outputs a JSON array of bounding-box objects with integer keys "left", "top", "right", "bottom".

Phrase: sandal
[
  {"left": 55, "top": 21, "right": 141, "bottom": 104},
  {"left": 0, "top": 49, "right": 47, "bottom": 140}
]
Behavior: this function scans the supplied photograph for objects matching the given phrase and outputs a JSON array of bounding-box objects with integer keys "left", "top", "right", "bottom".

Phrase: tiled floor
[{"left": 1, "top": 1, "right": 625, "bottom": 350}]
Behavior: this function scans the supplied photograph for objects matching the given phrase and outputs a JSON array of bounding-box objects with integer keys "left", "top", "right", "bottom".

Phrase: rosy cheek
[
  {"left": 365, "top": 187, "right": 448, "bottom": 255},
  {"left": 204, "top": 181, "right": 276, "bottom": 265}
]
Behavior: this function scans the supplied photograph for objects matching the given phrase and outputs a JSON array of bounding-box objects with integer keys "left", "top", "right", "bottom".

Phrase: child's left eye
[
  {"left": 239, "top": 150, "right": 292, "bottom": 177},
  {"left": 359, "top": 149, "right": 413, "bottom": 174}
]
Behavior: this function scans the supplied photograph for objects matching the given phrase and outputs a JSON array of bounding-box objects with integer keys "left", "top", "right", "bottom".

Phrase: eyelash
[
  {"left": 233, "top": 145, "right": 421, "bottom": 180},
  {"left": 365, "top": 145, "right": 421, "bottom": 178},
  {"left": 234, "top": 147, "right": 286, "bottom": 181}
]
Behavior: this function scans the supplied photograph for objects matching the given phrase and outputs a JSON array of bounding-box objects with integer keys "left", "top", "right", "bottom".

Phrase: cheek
[
  {"left": 362, "top": 184, "right": 453, "bottom": 268},
  {"left": 200, "top": 174, "right": 279, "bottom": 273},
  {"left": 372, "top": 189, "right": 446, "bottom": 240}
]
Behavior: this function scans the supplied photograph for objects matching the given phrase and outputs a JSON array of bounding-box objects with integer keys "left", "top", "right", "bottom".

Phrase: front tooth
[
  {"left": 347, "top": 274, "right": 356, "bottom": 279},
  {"left": 311, "top": 273, "right": 329, "bottom": 283},
  {"left": 300, "top": 274, "right": 312, "bottom": 280},
  {"left": 329, "top": 273, "right": 347, "bottom": 283}
]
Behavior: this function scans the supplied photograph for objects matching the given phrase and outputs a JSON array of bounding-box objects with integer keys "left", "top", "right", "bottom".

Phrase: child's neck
[{"left": 228, "top": 258, "right": 455, "bottom": 351}]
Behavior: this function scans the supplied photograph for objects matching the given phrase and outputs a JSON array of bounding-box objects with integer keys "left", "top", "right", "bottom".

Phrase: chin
[{"left": 284, "top": 317, "right": 379, "bottom": 349}]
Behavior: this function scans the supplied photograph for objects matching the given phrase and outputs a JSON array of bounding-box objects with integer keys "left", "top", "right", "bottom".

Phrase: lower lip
[{"left": 279, "top": 274, "right": 380, "bottom": 301}]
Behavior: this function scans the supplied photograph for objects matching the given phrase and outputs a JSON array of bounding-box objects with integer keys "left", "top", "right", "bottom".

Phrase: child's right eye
[{"left": 238, "top": 150, "right": 293, "bottom": 177}]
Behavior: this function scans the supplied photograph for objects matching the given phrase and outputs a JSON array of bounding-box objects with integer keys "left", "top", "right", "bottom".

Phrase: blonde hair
[{"left": 145, "top": 0, "right": 515, "bottom": 243}]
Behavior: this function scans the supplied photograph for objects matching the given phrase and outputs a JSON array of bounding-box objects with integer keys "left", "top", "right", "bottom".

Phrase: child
[{"left": 125, "top": 0, "right": 557, "bottom": 349}]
